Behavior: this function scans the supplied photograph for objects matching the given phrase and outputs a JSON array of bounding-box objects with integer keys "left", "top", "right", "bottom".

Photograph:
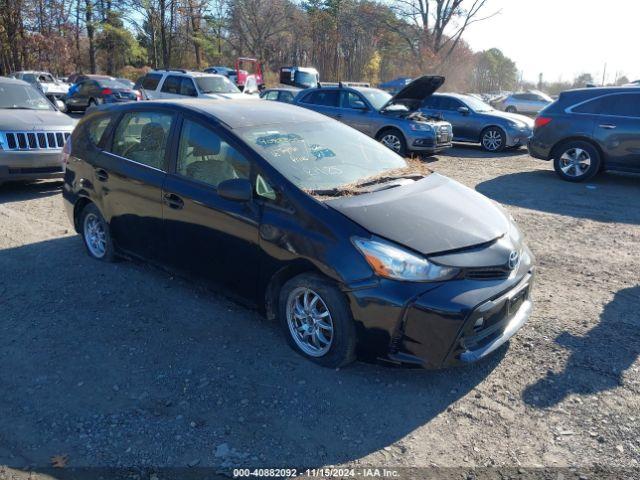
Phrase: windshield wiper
[{"left": 308, "top": 173, "right": 426, "bottom": 197}]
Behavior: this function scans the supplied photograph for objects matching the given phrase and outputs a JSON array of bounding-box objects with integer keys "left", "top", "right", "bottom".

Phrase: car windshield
[
  {"left": 195, "top": 76, "right": 240, "bottom": 94},
  {"left": 462, "top": 95, "right": 494, "bottom": 112},
  {"left": 359, "top": 89, "right": 392, "bottom": 110},
  {"left": 236, "top": 120, "right": 408, "bottom": 191},
  {"left": 294, "top": 71, "right": 318, "bottom": 88},
  {"left": 0, "top": 82, "right": 54, "bottom": 110}
]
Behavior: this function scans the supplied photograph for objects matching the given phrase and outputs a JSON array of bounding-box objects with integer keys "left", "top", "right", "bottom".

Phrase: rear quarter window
[{"left": 141, "top": 74, "right": 162, "bottom": 90}]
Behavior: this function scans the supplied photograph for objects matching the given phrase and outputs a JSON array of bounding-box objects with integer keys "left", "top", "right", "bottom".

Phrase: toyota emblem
[{"left": 508, "top": 250, "right": 520, "bottom": 270}]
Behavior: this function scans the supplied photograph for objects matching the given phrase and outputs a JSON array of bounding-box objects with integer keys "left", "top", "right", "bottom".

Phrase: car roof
[
  {"left": 265, "top": 87, "right": 301, "bottom": 92},
  {"left": 152, "top": 70, "right": 225, "bottom": 79},
  {"left": 0, "top": 76, "right": 32, "bottom": 86},
  {"left": 97, "top": 98, "right": 329, "bottom": 129}
]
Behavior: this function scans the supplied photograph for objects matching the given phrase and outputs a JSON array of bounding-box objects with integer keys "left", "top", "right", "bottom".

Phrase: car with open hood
[
  {"left": 0, "top": 77, "right": 75, "bottom": 185},
  {"left": 421, "top": 93, "right": 533, "bottom": 151},
  {"left": 293, "top": 76, "right": 453, "bottom": 156},
  {"left": 62, "top": 99, "right": 534, "bottom": 369}
]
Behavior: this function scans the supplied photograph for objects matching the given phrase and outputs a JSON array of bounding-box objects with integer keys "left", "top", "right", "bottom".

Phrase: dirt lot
[{"left": 0, "top": 146, "right": 638, "bottom": 479}]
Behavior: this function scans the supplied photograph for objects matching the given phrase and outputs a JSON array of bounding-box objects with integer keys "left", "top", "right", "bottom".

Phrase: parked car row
[{"left": 262, "top": 77, "right": 533, "bottom": 153}]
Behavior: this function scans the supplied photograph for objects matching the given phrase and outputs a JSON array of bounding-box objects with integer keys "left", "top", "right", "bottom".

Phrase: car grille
[
  {"left": 464, "top": 266, "right": 511, "bottom": 280},
  {"left": 2, "top": 131, "right": 70, "bottom": 150}
]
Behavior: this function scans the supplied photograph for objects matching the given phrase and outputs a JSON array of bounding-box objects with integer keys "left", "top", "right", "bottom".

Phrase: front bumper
[
  {"left": 346, "top": 250, "right": 535, "bottom": 369},
  {"left": 505, "top": 127, "right": 532, "bottom": 148},
  {"left": 0, "top": 150, "right": 64, "bottom": 181}
]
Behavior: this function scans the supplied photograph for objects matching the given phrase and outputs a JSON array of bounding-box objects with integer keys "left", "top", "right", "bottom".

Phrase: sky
[{"left": 461, "top": 0, "right": 640, "bottom": 84}]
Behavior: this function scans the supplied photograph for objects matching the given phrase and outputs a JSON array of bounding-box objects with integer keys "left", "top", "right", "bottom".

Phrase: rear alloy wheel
[
  {"left": 80, "top": 203, "right": 116, "bottom": 261},
  {"left": 481, "top": 127, "right": 506, "bottom": 152},
  {"left": 553, "top": 141, "right": 601, "bottom": 182},
  {"left": 505, "top": 106, "right": 517, "bottom": 113},
  {"left": 377, "top": 129, "right": 407, "bottom": 157},
  {"left": 279, "top": 273, "right": 356, "bottom": 368}
]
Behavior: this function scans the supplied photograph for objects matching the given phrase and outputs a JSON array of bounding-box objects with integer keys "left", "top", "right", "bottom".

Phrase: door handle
[
  {"left": 95, "top": 168, "right": 109, "bottom": 182},
  {"left": 599, "top": 124, "right": 617, "bottom": 129},
  {"left": 163, "top": 193, "right": 184, "bottom": 210}
]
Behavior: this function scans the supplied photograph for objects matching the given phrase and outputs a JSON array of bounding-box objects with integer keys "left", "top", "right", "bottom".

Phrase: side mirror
[
  {"left": 458, "top": 106, "right": 470, "bottom": 115},
  {"left": 217, "top": 178, "right": 252, "bottom": 202}
]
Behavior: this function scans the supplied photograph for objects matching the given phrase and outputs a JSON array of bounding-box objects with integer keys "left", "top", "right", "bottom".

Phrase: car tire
[
  {"left": 377, "top": 128, "right": 407, "bottom": 157},
  {"left": 86, "top": 98, "right": 97, "bottom": 112},
  {"left": 480, "top": 126, "right": 506, "bottom": 152},
  {"left": 80, "top": 203, "right": 116, "bottom": 262},
  {"left": 505, "top": 106, "right": 517, "bottom": 113},
  {"left": 552, "top": 140, "right": 601, "bottom": 182},
  {"left": 278, "top": 273, "right": 356, "bottom": 368}
]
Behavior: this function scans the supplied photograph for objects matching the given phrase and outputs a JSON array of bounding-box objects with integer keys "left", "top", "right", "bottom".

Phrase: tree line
[{"left": 1, "top": 0, "right": 528, "bottom": 92}]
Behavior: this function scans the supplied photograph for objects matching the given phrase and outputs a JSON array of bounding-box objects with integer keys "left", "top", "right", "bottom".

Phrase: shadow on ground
[
  {"left": 476, "top": 170, "right": 640, "bottom": 224},
  {"left": 0, "top": 180, "right": 63, "bottom": 204},
  {"left": 439, "top": 144, "right": 528, "bottom": 159},
  {"left": 0, "top": 235, "right": 504, "bottom": 472},
  {"left": 523, "top": 285, "right": 640, "bottom": 408}
]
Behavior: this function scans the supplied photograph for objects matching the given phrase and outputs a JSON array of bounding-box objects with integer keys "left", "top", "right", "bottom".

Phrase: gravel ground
[{"left": 0, "top": 146, "right": 639, "bottom": 479}]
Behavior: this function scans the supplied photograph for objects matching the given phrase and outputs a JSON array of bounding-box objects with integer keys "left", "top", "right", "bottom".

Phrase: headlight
[
  {"left": 353, "top": 237, "right": 459, "bottom": 282},
  {"left": 409, "top": 122, "right": 433, "bottom": 132}
]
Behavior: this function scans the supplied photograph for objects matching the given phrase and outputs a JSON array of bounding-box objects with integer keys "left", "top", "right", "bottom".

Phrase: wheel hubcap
[
  {"left": 380, "top": 134, "right": 402, "bottom": 153},
  {"left": 559, "top": 148, "right": 591, "bottom": 177},
  {"left": 84, "top": 213, "right": 106, "bottom": 258},
  {"left": 286, "top": 287, "right": 334, "bottom": 357},
  {"left": 482, "top": 130, "right": 503, "bottom": 151}
]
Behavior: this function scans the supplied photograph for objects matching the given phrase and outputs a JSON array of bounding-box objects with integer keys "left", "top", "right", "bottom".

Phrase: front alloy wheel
[
  {"left": 481, "top": 127, "right": 505, "bottom": 152},
  {"left": 286, "top": 287, "right": 334, "bottom": 357},
  {"left": 377, "top": 129, "right": 407, "bottom": 156},
  {"left": 278, "top": 273, "right": 356, "bottom": 368}
]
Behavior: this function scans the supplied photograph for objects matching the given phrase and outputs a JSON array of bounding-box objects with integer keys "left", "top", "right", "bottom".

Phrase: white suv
[{"left": 136, "top": 69, "right": 253, "bottom": 101}]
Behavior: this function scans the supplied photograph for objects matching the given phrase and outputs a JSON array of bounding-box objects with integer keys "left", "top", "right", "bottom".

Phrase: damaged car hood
[{"left": 325, "top": 173, "right": 509, "bottom": 255}]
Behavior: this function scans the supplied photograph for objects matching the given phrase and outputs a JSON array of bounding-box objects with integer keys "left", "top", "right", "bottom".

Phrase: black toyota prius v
[{"left": 62, "top": 99, "right": 535, "bottom": 369}]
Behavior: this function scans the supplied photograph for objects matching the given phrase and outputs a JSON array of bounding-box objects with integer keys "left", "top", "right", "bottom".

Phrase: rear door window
[
  {"left": 574, "top": 94, "right": 640, "bottom": 117},
  {"left": 160, "top": 75, "right": 181, "bottom": 94},
  {"left": 110, "top": 111, "right": 174, "bottom": 170},
  {"left": 302, "top": 90, "right": 339, "bottom": 107}
]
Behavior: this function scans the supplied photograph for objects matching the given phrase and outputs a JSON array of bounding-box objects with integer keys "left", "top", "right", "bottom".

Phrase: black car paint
[
  {"left": 63, "top": 101, "right": 533, "bottom": 368},
  {"left": 528, "top": 87, "right": 640, "bottom": 172}
]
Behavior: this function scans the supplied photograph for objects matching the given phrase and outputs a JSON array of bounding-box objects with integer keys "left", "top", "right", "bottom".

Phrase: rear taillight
[
  {"left": 62, "top": 137, "right": 72, "bottom": 167},
  {"left": 101, "top": 88, "right": 113, "bottom": 95},
  {"left": 534, "top": 116, "right": 552, "bottom": 129}
]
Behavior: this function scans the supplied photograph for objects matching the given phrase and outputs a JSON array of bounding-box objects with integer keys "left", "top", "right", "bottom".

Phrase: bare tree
[{"left": 388, "top": 0, "right": 498, "bottom": 64}]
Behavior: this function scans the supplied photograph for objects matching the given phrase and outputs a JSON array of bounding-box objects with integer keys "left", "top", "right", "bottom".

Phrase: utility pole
[{"left": 602, "top": 63, "right": 607, "bottom": 86}]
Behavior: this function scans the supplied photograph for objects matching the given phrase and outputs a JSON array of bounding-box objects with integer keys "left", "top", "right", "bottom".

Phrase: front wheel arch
[{"left": 375, "top": 127, "right": 408, "bottom": 156}]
